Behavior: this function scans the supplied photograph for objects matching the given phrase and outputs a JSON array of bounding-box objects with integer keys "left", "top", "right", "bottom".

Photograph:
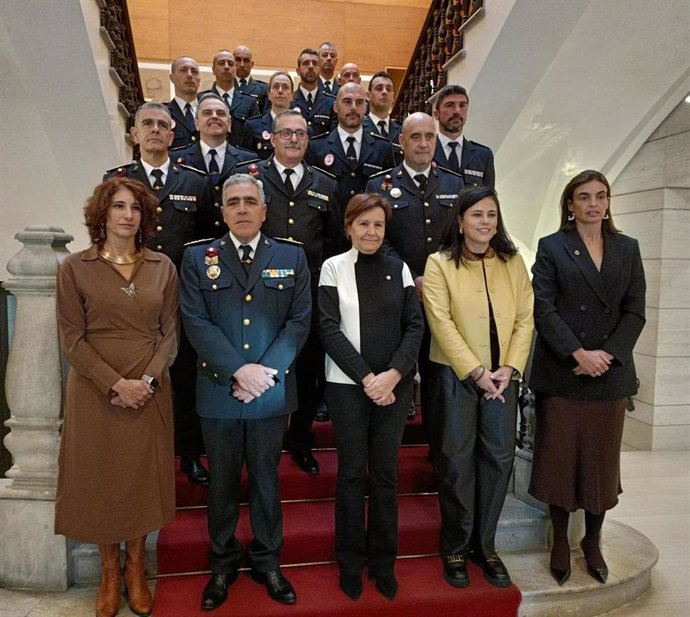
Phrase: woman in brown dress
[
  {"left": 55, "top": 177, "right": 179, "bottom": 617},
  {"left": 529, "top": 170, "right": 646, "bottom": 586}
]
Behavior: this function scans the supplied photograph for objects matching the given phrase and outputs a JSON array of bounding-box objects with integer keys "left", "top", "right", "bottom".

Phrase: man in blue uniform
[
  {"left": 317, "top": 41, "right": 339, "bottom": 96},
  {"left": 175, "top": 93, "right": 259, "bottom": 237},
  {"left": 199, "top": 50, "right": 260, "bottom": 148},
  {"left": 432, "top": 84, "right": 495, "bottom": 188},
  {"left": 292, "top": 48, "right": 336, "bottom": 138},
  {"left": 180, "top": 173, "right": 311, "bottom": 610},
  {"left": 307, "top": 82, "right": 396, "bottom": 218},
  {"left": 168, "top": 56, "right": 202, "bottom": 149},
  {"left": 104, "top": 101, "right": 215, "bottom": 486},
  {"left": 239, "top": 110, "right": 343, "bottom": 475},
  {"left": 233, "top": 45, "right": 269, "bottom": 113},
  {"left": 363, "top": 71, "right": 401, "bottom": 144}
]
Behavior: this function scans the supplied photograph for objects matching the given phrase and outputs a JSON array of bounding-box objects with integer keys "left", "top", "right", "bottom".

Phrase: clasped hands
[
  {"left": 110, "top": 378, "right": 154, "bottom": 409},
  {"left": 362, "top": 369, "right": 402, "bottom": 406},
  {"left": 472, "top": 365, "right": 514, "bottom": 403},
  {"left": 572, "top": 348, "right": 613, "bottom": 378},
  {"left": 231, "top": 363, "right": 279, "bottom": 403}
]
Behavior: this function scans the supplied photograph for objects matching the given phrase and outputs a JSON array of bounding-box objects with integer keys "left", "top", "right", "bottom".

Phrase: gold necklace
[{"left": 99, "top": 248, "right": 142, "bottom": 265}]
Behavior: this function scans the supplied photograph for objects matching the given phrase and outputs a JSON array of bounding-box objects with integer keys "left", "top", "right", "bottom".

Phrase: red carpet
[{"left": 154, "top": 411, "right": 522, "bottom": 616}]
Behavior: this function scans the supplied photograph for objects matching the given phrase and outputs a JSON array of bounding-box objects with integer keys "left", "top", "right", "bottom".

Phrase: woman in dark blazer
[{"left": 529, "top": 170, "right": 646, "bottom": 586}]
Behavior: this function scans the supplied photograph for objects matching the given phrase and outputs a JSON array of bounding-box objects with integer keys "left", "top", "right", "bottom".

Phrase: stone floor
[{"left": 0, "top": 449, "right": 687, "bottom": 617}]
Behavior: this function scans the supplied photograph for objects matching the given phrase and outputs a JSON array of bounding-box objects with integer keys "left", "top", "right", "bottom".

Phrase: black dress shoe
[
  {"left": 407, "top": 401, "right": 417, "bottom": 420},
  {"left": 180, "top": 457, "right": 210, "bottom": 486},
  {"left": 251, "top": 569, "right": 297, "bottom": 604},
  {"left": 314, "top": 403, "right": 330, "bottom": 422},
  {"left": 202, "top": 571, "right": 237, "bottom": 610},
  {"left": 290, "top": 449, "right": 320, "bottom": 474},
  {"left": 580, "top": 539, "right": 608, "bottom": 583},
  {"left": 479, "top": 553, "right": 511, "bottom": 588},
  {"left": 371, "top": 574, "right": 398, "bottom": 600},
  {"left": 443, "top": 554, "right": 469, "bottom": 588},
  {"left": 339, "top": 571, "right": 362, "bottom": 600}
]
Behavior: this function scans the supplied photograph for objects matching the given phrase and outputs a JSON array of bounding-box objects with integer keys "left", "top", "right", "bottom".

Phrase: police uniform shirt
[
  {"left": 299, "top": 85, "right": 318, "bottom": 104},
  {"left": 215, "top": 86, "right": 234, "bottom": 108},
  {"left": 437, "top": 132, "right": 463, "bottom": 165},
  {"left": 200, "top": 140, "right": 227, "bottom": 172},
  {"left": 175, "top": 97, "right": 198, "bottom": 121},
  {"left": 140, "top": 158, "right": 171, "bottom": 188},
  {"left": 403, "top": 162, "right": 430, "bottom": 188},
  {"left": 227, "top": 231, "right": 260, "bottom": 263},
  {"left": 273, "top": 159, "right": 305, "bottom": 188},
  {"left": 368, "top": 112, "right": 390, "bottom": 137},
  {"left": 338, "top": 126, "right": 363, "bottom": 160}
]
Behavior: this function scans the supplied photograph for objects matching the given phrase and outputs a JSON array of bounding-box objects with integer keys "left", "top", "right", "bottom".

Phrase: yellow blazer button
[
  {"left": 243, "top": 318, "right": 251, "bottom": 326},
  {"left": 245, "top": 294, "right": 252, "bottom": 301},
  {"left": 243, "top": 343, "right": 250, "bottom": 350}
]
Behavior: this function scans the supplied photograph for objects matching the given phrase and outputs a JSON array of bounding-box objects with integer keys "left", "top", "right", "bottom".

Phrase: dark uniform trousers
[
  {"left": 433, "top": 137, "right": 496, "bottom": 188},
  {"left": 427, "top": 365, "right": 518, "bottom": 558},
  {"left": 237, "top": 158, "right": 343, "bottom": 451},
  {"left": 180, "top": 234, "right": 311, "bottom": 573},
  {"left": 104, "top": 161, "right": 214, "bottom": 461},
  {"left": 174, "top": 141, "right": 259, "bottom": 238},
  {"left": 307, "top": 129, "right": 396, "bottom": 217},
  {"left": 366, "top": 164, "right": 464, "bottom": 443}
]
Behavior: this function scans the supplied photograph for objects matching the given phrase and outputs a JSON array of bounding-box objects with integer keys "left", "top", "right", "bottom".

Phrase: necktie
[
  {"left": 239, "top": 244, "right": 253, "bottom": 275},
  {"left": 414, "top": 173, "right": 427, "bottom": 194},
  {"left": 307, "top": 92, "right": 314, "bottom": 106},
  {"left": 150, "top": 169, "right": 164, "bottom": 191},
  {"left": 284, "top": 168, "right": 295, "bottom": 195},
  {"left": 208, "top": 149, "right": 219, "bottom": 179},
  {"left": 377, "top": 120, "right": 389, "bottom": 138},
  {"left": 346, "top": 136, "right": 357, "bottom": 163},
  {"left": 240, "top": 78, "right": 247, "bottom": 88},
  {"left": 447, "top": 141, "right": 460, "bottom": 173},
  {"left": 184, "top": 103, "right": 195, "bottom": 131},
  {"left": 324, "top": 80, "right": 332, "bottom": 94},
  {"left": 222, "top": 92, "right": 231, "bottom": 110}
]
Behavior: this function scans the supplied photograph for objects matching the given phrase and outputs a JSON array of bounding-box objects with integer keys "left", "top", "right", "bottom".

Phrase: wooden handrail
[{"left": 393, "top": 0, "right": 483, "bottom": 118}]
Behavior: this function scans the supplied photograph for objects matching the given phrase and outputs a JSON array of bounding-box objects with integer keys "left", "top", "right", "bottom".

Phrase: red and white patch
[
  {"left": 324, "top": 153, "right": 335, "bottom": 167},
  {"left": 262, "top": 130, "right": 271, "bottom": 141}
]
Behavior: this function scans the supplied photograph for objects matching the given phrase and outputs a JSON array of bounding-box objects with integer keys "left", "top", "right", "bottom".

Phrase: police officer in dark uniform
[
  {"left": 366, "top": 112, "right": 464, "bottom": 439},
  {"left": 104, "top": 102, "right": 215, "bottom": 486},
  {"left": 292, "top": 48, "right": 336, "bottom": 138},
  {"left": 199, "top": 50, "right": 260, "bottom": 148},
  {"left": 306, "top": 82, "right": 396, "bottom": 218},
  {"left": 432, "top": 84, "right": 495, "bottom": 188},
  {"left": 242, "top": 72, "right": 294, "bottom": 160},
  {"left": 233, "top": 45, "right": 269, "bottom": 114},
  {"left": 317, "top": 41, "right": 340, "bottom": 96},
  {"left": 238, "top": 110, "right": 343, "bottom": 475},
  {"left": 362, "top": 71, "right": 402, "bottom": 144},
  {"left": 168, "top": 56, "right": 202, "bottom": 150},
  {"left": 175, "top": 93, "right": 259, "bottom": 237}
]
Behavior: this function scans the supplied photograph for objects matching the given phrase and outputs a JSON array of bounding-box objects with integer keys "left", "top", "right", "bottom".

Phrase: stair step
[
  {"left": 175, "top": 446, "right": 436, "bottom": 508},
  {"left": 152, "top": 556, "right": 522, "bottom": 617},
  {"left": 157, "top": 494, "right": 547, "bottom": 576}
]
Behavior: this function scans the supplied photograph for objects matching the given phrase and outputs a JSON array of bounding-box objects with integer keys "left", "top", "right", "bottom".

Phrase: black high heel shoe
[
  {"left": 580, "top": 538, "right": 608, "bottom": 583},
  {"left": 549, "top": 540, "right": 571, "bottom": 585}
]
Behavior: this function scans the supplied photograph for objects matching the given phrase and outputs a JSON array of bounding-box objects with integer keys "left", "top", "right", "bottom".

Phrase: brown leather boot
[
  {"left": 96, "top": 543, "right": 122, "bottom": 617},
  {"left": 123, "top": 536, "right": 153, "bottom": 616}
]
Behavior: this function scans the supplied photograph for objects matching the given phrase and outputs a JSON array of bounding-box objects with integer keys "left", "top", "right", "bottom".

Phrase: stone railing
[
  {"left": 97, "top": 0, "right": 144, "bottom": 135},
  {"left": 393, "top": 0, "right": 484, "bottom": 118}
]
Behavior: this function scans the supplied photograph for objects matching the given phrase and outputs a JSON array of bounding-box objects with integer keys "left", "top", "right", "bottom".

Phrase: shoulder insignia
[
  {"left": 273, "top": 237, "right": 305, "bottom": 246},
  {"left": 433, "top": 165, "right": 463, "bottom": 179},
  {"left": 322, "top": 92, "right": 336, "bottom": 100},
  {"left": 369, "top": 131, "right": 390, "bottom": 141},
  {"left": 178, "top": 163, "right": 207, "bottom": 176},
  {"left": 105, "top": 163, "right": 135, "bottom": 176},
  {"left": 308, "top": 165, "right": 336, "bottom": 179},
  {"left": 369, "top": 168, "right": 394, "bottom": 179},
  {"left": 183, "top": 238, "right": 215, "bottom": 247},
  {"left": 309, "top": 132, "right": 329, "bottom": 141},
  {"left": 468, "top": 139, "right": 491, "bottom": 151}
]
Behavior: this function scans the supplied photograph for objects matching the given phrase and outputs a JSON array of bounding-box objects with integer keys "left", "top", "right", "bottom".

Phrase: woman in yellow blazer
[{"left": 423, "top": 186, "right": 533, "bottom": 590}]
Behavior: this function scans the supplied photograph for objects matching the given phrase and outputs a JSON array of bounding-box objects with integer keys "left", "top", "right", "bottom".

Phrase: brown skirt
[{"left": 528, "top": 395, "right": 626, "bottom": 513}]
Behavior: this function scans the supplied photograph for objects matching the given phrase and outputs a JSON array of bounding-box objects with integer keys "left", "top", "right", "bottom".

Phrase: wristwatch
[{"left": 142, "top": 374, "right": 160, "bottom": 391}]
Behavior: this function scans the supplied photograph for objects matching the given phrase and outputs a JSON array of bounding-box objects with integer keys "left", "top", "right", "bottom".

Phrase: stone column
[{"left": 0, "top": 225, "right": 73, "bottom": 590}]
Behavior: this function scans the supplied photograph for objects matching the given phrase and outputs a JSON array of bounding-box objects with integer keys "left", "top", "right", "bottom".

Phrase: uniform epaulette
[
  {"left": 169, "top": 145, "right": 188, "bottom": 153},
  {"left": 105, "top": 162, "right": 135, "bottom": 174},
  {"left": 369, "top": 168, "right": 395, "bottom": 179},
  {"left": 245, "top": 113, "right": 263, "bottom": 122},
  {"left": 177, "top": 163, "right": 207, "bottom": 176},
  {"left": 369, "top": 131, "right": 391, "bottom": 142},
  {"left": 184, "top": 238, "right": 214, "bottom": 247},
  {"left": 273, "top": 237, "right": 305, "bottom": 246},
  {"left": 308, "top": 165, "right": 336, "bottom": 179},
  {"left": 309, "top": 131, "right": 329, "bottom": 141},
  {"left": 234, "top": 145, "right": 260, "bottom": 156},
  {"left": 467, "top": 139, "right": 491, "bottom": 151},
  {"left": 322, "top": 91, "right": 336, "bottom": 100},
  {"left": 433, "top": 164, "right": 463, "bottom": 179}
]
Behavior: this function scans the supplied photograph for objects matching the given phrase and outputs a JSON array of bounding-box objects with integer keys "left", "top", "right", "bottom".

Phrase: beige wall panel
[{"left": 129, "top": 0, "right": 429, "bottom": 73}]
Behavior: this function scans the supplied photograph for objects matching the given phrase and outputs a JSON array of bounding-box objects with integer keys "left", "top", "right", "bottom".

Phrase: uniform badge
[
  {"left": 116, "top": 167, "right": 127, "bottom": 178},
  {"left": 248, "top": 163, "right": 259, "bottom": 177},
  {"left": 206, "top": 265, "right": 221, "bottom": 280},
  {"left": 431, "top": 160, "right": 438, "bottom": 168},
  {"left": 380, "top": 175, "right": 393, "bottom": 191},
  {"left": 262, "top": 130, "right": 271, "bottom": 141},
  {"left": 390, "top": 188, "right": 402, "bottom": 198},
  {"left": 205, "top": 247, "right": 220, "bottom": 266},
  {"left": 324, "top": 153, "right": 335, "bottom": 167}
]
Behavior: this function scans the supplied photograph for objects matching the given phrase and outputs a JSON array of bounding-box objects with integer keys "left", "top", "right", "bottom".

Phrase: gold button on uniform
[
  {"left": 289, "top": 201, "right": 295, "bottom": 207},
  {"left": 243, "top": 343, "right": 250, "bottom": 350},
  {"left": 156, "top": 245, "right": 163, "bottom": 250},
  {"left": 278, "top": 284, "right": 284, "bottom": 290},
  {"left": 288, "top": 218, "right": 294, "bottom": 224},
  {"left": 245, "top": 294, "right": 252, "bottom": 301},
  {"left": 211, "top": 284, "right": 217, "bottom": 290},
  {"left": 424, "top": 202, "right": 430, "bottom": 208},
  {"left": 214, "top": 221, "right": 221, "bottom": 226},
  {"left": 201, "top": 362, "right": 207, "bottom": 367},
  {"left": 156, "top": 225, "right": 163, "bottom": 232},
  {"left": 243, "top": 318, "right": 250, "bottom": 326},
  {"left": 156, "top": 207, "right": 163, "bottom": 214},
  {"left": 425, "top": 219, "right": 431, "bottom": 225},
  {"left": 427, "top": 237, "right": 433, "bottom": 243}
]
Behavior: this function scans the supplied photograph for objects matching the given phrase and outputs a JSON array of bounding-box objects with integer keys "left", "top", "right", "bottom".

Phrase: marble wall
[{"left": 612, "top": 99, "right": 690, "bottom": 450}]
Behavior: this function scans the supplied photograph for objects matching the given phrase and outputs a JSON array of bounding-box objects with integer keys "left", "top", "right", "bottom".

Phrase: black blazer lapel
[
  {"left": 564, "top": 230, "right": 610, "bottom": 308},
  {"left": 185, "top": 145, "right": 207, "bottom": 173}
]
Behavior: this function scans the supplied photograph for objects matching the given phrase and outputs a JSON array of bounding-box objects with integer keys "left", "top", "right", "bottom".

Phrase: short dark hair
[
  {"left": 196, "top": 92, "right": 226, "bottom": 118},
  {"left": 297, "top": 48, "right": 318, "bottom": 64},
  {"left": 343, "top": 193, "right": 392, "bottom": 233},
  {"left": 272, "top": 109, "right": 307, "bottom": 133},
  {"left": 559, "top": 169, "right": 620, "bottom": 233},
  {"left": 439, "top": 186, "right": 517, "bottom": 266},
  {"left": 84, "top": 177, "right": 159, "bottom": 248},
  {"left": 435, "top": 84, "right": 469, "bottom": 109},
  {"left": 368, "top": 71, "right": 393, "bottom": 91}
]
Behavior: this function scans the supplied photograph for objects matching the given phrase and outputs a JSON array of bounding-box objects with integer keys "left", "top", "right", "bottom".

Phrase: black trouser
[
  {"left": 170, "top": 326, "right": 204, "bottom": 460},
  {"left": 326, "top": 380, "right": 411, "bottom": 576},
  {"left": 426, "top": 362, "right": 517, "bottom": 558},
  {"left": 201, "top": 414, "right": 288, "bottom": 573}
]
